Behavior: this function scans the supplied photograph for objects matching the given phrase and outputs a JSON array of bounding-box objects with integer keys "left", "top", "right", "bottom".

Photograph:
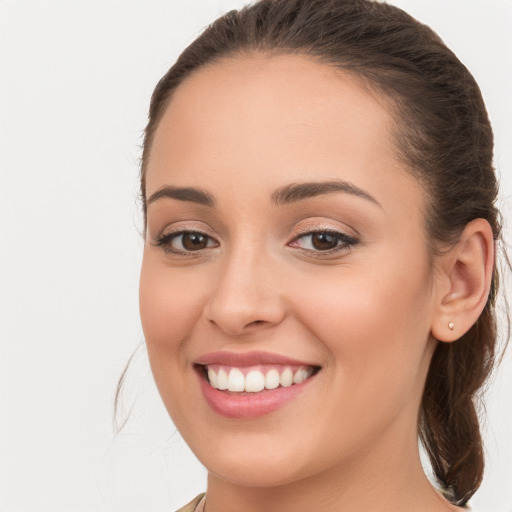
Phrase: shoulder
[{"left": 174, "top": 493, "right": 206, "bottom": 512}]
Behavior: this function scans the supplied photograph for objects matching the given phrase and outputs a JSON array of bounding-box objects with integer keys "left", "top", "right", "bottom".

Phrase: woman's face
[{"left": 140, "top": 55, "right": 439, "bottom": 487}]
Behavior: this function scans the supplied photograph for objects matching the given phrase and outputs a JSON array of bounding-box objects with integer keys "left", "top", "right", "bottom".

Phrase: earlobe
[{"left": 431, "top": 219, "right": 494, "bottom": 343}]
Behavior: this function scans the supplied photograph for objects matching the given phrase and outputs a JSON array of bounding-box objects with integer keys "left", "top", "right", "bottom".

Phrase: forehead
[{"left": 146, "top": 54, "right": 423, "bottom": 217}]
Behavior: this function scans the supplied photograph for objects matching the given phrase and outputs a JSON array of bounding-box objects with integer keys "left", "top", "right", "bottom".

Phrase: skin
[{"left": 139, "top": 55, "right": 492, "bottom": 511}]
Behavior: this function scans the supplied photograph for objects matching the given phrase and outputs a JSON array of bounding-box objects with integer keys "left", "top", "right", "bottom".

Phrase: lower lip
[{"left": 197, "top": 370, "right": 315, "bottom": 419}]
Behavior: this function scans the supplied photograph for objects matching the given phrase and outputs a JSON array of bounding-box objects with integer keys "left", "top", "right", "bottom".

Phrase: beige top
[{"left": 175, "top": 493, "right": 205, "bottom": 512}]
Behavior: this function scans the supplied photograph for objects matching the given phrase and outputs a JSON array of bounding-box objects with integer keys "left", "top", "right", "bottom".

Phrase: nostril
[{"left": 246, "top": 320, "right": 267, "bottom": 328}]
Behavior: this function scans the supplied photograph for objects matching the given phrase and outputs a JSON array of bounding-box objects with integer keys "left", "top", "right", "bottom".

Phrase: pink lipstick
[{"left": 195, "top": 351, "right": 320, "bottom": 419}]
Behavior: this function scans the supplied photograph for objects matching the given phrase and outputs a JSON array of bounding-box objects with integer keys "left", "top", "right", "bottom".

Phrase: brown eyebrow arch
[
  {"left": 271, "top": 180, "right": 382, "bottom": 208},
  {"left": 147, "top": 186, "right": 215, "bottom": 207}
]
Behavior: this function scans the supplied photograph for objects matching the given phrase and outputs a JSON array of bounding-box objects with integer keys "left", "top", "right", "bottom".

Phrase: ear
[{"left": 430, "top": 219, "right": 495, "bottom": 343}]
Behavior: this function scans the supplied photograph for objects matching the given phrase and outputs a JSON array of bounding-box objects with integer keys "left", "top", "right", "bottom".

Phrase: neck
[{"left": 202, "top": 422, "right": 461, "bottom": 512}]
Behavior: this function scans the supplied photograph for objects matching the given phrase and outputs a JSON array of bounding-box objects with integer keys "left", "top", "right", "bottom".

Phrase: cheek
[
  {"left": 139, "top": 253, "right": 207, "bottom": 362},
  {"left": 290, "top": 249, "right": 434, "bottom": 391},
  {"left": 283, "top": 256, "right": 434, "bottom": 457},
  {"left": 138, "top": 253, "right": 212, "bottom": 425}
]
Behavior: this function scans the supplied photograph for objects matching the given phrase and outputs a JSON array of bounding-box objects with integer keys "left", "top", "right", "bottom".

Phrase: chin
[
  {"left": 204, "top": 452, "right": 309, "bottom": 488},
  {"left": 187, "top": 423, "right": 336, "bottom": 489}
]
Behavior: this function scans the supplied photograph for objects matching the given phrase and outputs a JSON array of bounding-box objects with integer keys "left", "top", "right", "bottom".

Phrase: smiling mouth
[{"left": 197, "top": 364, "right": 320, "bottom": 394}]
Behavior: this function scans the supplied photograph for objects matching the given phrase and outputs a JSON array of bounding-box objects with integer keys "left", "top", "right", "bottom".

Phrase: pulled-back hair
[{"left": 137, "top": 0, "right": 505, "bottom": 505}]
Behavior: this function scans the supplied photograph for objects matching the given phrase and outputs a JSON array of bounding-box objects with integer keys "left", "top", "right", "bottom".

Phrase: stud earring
[{"left": 448, "top": 322, "right": 454, "bottom": 331}]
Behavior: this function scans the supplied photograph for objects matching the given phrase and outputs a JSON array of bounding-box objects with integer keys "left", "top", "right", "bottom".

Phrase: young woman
[{"left": 136, "top": 0, "right": 507, "bottom": 510}]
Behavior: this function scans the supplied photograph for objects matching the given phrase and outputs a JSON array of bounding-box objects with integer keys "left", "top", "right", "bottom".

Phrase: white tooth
[
  {"left": 265, "top": 369, "right": 280, "bottom": 390},
  {"left": 245, "top": 370, "right": 265, "bottom": 392},
  {"left": 217, "top": 369, "right": 228, "bottom": 390},
  {"left": 294, "top": 368, "right": 311, "bottom": 384},
  {"left": 280, "top": 367, "right": 293, "bottom": 387},
  {"left": 305, "top": 368, "right": 314, "bottom": 378},
  {"left": 207, "top": 368, "right": 218, "bottom": 388},
  {"left": 227, "top": 368, "right": 245, "bottom": 392},
  {"left": 293, "top": 369, "right": 304, "bottom": 384}
]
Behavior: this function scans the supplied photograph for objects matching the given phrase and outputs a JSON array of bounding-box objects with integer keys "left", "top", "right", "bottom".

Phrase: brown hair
[{"left": 133, "top": 0, "right": 506, "bottom": 505}]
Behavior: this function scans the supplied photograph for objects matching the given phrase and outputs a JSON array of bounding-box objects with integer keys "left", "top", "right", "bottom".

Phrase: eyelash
[
  {"left": 289, "top": 229, "right": 359, "bottom": 255},
  {"left": 153, "top": 230, "right": 218, "bottom": 255},
  {"left": 152, "top": 229, "right": 359, "bottom": 256}
]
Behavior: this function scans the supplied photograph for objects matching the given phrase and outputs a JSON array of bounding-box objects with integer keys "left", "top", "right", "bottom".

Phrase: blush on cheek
[
  {"left": 293, "top": 261, "right": 431, "bottom": 362},
  {"left": 139, "top": 264, "right": 210, "bottom": 356}
]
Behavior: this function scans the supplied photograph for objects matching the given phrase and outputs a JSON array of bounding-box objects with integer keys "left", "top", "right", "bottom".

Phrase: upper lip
[{"left": 195, "top": 350, "right": 320, "bottom": 368}]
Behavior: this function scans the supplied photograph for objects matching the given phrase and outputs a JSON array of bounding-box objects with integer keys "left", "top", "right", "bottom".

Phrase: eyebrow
[
  {"left": 146, "top": 180, "right": 381, "bottom": 209},
  {"left": 271, "top": 180, "right": 382, "bottom": 208},
  {"left": 147, "top": 186, "right": 215, "bottom": 207}
]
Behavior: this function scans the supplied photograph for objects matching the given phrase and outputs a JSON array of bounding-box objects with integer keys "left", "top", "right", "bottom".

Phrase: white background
[{"left": 1, "top": 1, "right": 511, "bottom": 511}]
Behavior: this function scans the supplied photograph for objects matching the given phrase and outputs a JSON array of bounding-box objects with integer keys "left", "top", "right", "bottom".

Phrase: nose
[{"left": 205, "top": 248, "right": 286, "bottom": 336}]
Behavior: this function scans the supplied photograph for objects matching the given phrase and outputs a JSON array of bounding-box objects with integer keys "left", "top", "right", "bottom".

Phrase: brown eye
[
  {"left": 181, "top": 233, "right": 209, "bottom": 251},
  {"left": 289, "top": 230, "right": 359, "bottom": 253},
  {"left": 153, "top": 230, "right": 218, "bottom": 253},
  {"left": 311, "top": 232, "right": 338, "bottom": 250}
]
